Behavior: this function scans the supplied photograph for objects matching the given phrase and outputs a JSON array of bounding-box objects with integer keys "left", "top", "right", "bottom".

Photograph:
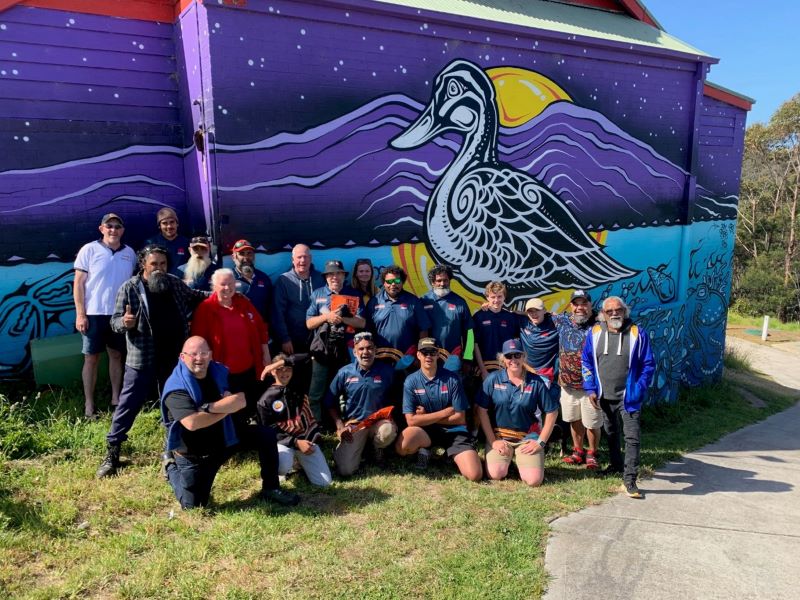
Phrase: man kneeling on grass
[
  {"left": 160, "top": 336, "right": 300, "bottom": 509},
  {"left": 395, "top": 338, "right": 482, "bottom": 481}
]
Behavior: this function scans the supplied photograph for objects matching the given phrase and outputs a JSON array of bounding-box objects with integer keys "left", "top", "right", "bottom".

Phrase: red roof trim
[
  {"left": 1, "top": 0, "right": 194, "bottom": 22},
  {"left": 704, "top": 82, "right": 754, "bottom": 112},
  {"left": 617, "top": 0, "right": 660, "bottom": 29}
]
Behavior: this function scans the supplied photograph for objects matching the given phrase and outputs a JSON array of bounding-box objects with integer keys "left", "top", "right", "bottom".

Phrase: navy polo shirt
[
  {"left": 472, "top": 308, "right": 520, "bottom": 360},
  {"left": 366, "top": 289, "right": 431, "bottom": 354},
  {"left": 145, "top": 234, "right": 189, "bottom": 276},
  {"left": 325, "top": 360, "right": 394, "bottom": 421},
  {"left": 402, "top": 368, "right": 469, "bottom": 417},
  {"left": 306, "top": 285, "right": 364, "bottom": 319},
  {"left": 476, "top": 369, "right": 558, "bottom": 433},
  {"left": 234, "top": 267, "right": 273, "bottom": 322},
  {"left": 420, "top": 291, "right": 473, "bottom": 355},
  {"left": 519, "top": 313, "right": 559, "bottom": 370}
]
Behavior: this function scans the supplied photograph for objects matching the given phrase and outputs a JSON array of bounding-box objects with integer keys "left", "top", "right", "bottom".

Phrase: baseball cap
[
  {"left": 501, "top": 339, "right": 523, "bottom": 356},
  {"left": 418, "top": 337, "right": 439, "bottom": 351},
  {"left": 100, "top": 213, "right": 124, "bottom": 226},
  {"left": 322, "top": 259, "right": 347, "bottom": 275},
  {"left": 190, "top": 235, "right": 210, "bottom": 248},
  {"left": 525, "top": 298, "right": 545, "bottom": 311},
  {"left": 570, "top": 290, "right": 592, "bottom": 303},
  {"left": 156, "top": 207, "right": 178, "bottom": 224},
  {"left": 232, "top": 239, "right": 254, "bottom": 253}
]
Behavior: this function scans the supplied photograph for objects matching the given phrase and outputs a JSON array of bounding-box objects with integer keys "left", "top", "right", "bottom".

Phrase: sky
[{"left": 646, "top": 0, "right": 799, "bottom": 125}]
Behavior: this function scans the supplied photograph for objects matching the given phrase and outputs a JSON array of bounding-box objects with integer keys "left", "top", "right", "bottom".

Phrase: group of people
[{"left": 73, "top": 208, "right": 655, "bottom": 510}]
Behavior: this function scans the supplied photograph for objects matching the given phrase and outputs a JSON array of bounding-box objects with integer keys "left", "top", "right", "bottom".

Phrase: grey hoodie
[{"left": 271, "top": 266, "right": 324, "bottom": 346}]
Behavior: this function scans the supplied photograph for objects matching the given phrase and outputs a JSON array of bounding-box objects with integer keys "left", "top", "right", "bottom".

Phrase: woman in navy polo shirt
[{"left": 475, "top": 339, "right": 559, "bottom": 486}]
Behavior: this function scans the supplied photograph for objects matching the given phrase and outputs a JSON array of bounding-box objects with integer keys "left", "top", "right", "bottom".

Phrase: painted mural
[{"left": 0, "top": 1, "right": 745, "bottom": 403}]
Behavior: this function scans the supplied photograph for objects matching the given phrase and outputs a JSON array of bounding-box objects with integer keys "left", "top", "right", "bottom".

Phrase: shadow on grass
[
  {"left": 214, "top": 484, "right": 391, "bottom": 516},
  {"left": 0, "top": 486, "right": 69, "bottom": 537}
]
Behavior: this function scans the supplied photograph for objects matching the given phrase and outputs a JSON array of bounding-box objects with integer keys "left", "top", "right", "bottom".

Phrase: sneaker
[
  {"left": 625, "top": 483, "right": 643, "bottom": 499},
  {"left": 262, "top": 488, "right": 300, "bottom": 506},
  {"left": 415, "top": 448, "right": 431, "bottom": 471},
  {"left": 585, "top": 450, "right": 599, "bottom": 470},
  {"left": 96, "top": 443, "right": 121, "bottom": 479},
  {"left": 160, "top": 451, "right": 175, "bottom": 481}
]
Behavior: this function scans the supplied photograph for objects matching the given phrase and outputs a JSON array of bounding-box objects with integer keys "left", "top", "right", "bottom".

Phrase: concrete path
[{"left": 544, "top": 336, "right": 800, "bottom": 600}]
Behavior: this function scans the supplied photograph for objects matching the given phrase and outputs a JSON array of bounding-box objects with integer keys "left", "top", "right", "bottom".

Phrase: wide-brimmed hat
[{"left": 322, "top": 259, "right": 347, "bottom": 275}]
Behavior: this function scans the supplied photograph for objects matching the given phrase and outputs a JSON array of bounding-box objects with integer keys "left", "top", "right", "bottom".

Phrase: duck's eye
[{"left": 447, "top": 80, "right": 462, "bottom": 97}]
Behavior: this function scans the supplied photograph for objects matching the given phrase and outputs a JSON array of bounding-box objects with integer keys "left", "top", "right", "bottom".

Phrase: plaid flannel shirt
[{"left": 111, "top": 274, "right": 208, "bottom": 369}]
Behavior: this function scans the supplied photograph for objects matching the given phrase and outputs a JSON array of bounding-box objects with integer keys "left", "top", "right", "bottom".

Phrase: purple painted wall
[{"left": 0, "top": 0, "right": 749, "bottom": 400}]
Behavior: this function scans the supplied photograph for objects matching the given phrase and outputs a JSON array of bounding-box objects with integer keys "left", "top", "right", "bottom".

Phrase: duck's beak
[{"left": 390, "top": 103, "right": 442, "bottom": 149}]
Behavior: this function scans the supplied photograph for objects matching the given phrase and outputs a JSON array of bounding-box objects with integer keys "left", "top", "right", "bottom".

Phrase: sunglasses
[
  {"left": 505, "top": 352, "right": 524, "bottom": 359},
  {"left": 354, "top": 331, "right": 374, "bottom": 343},
  {"left": 384, "top": 278, "right": 403, "bottom": 285},
  {"left": 419, "top": 349, "right": 438, "bottom": 357},
  {"left": 104, "top": 223, "right": 123, "bottom": 230},
  {"left": 604, "top": 308, "right": 624, "bottom": 314}
]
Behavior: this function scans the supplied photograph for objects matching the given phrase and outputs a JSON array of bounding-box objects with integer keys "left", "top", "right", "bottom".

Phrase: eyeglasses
[
  {"left": 604, "top": 308, "right": 624, "bottom": 314},
  {"left": 104, "top": 224, "right": 123, "bottom": 230},
  {"left": 354, "top": 332, "right": 374, "bottom": 343},
  {"left": 505, "top": 352, "right": 524, "bottom": 359},
  {"left": 182, "top": 351, "right": 210, "bottom": 358},
  {"left": 419, "top": 349, "right": 438, "bottom": 357},
  {"left": 384, "top": 278, "right": 403, "bottom": 285}
]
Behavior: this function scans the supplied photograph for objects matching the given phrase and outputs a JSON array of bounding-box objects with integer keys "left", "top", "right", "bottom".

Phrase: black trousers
[{"left": 600, "top": 397, "right": 641, "bottom": 485}]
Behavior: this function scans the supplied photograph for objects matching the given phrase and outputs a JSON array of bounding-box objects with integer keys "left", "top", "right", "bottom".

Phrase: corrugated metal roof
[{"left": 372, "top": 0, "right": 713, "bottom": 59}]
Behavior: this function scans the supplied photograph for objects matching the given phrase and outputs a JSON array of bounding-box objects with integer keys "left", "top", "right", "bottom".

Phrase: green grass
[
  {"left": 722, "top": 345, "right": 754, "bottom": 372},
  {"left": 726, "top": 310, "right": 800, "bottom": 332},
  {"left": 0, "top": 376, "right": 794, "bottom": 599}
]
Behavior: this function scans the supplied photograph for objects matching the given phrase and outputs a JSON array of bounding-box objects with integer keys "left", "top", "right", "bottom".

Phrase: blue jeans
[{"left": 166, "top": 423, "right": 280, "bottom": 509}]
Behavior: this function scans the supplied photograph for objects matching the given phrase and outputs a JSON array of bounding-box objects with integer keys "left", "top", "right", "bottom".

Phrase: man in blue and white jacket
[{"left": 581, "top": 296, "right": 655, "bottom": 499}]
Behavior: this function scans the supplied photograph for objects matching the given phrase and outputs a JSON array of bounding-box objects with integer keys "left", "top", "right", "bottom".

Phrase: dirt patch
[{"left": 727, "top": 325, "right": 800, "bottom": 345}]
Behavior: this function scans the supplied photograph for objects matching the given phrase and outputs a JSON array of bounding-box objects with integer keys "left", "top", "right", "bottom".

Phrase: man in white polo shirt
[{"left": 73, "top": 213, "right": 136, "bottom": 418}]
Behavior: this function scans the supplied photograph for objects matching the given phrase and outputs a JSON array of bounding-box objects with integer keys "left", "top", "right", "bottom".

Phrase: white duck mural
[{"left": 391, "top": 59, "right": 637, "bottom": 298}]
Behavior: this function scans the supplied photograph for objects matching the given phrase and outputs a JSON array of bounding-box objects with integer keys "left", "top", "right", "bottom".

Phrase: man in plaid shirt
[{"left": 96, "top": 245, "right": 207, "bottom": 478}]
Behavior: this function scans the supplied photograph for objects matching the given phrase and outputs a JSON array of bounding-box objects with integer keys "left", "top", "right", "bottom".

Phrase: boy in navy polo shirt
[{"left": 395, "top": 338, "right": 482, "bottom": 481}]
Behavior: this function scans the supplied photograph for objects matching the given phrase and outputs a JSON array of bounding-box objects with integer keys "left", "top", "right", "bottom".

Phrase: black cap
[
  {"left": 322, "top": 259, "right": 346, "bottom": 275},
  {"left": 570, "top": 290, "right": 591, "bottom": 303}
]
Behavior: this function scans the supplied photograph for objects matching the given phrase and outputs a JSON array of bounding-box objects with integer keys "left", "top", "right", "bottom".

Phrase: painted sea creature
[{"left": 390, "top": 59, "right": 636, "bottom": 298}]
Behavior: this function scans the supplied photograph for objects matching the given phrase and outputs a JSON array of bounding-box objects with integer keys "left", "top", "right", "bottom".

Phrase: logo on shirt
[
  {"left": 500, "top": 320, "right": 508, "bottom": 327},
  {"left": 447, "top": 304, "right": 456, "bottom": 310},
  {"left": 376, "top": 304, "right": 385, "bottom": 309},
  {"left": 177, "top": 248, "right": 186, "bottom": 255},
  {"left": 481, "top": 320, "right": 491, "bottom": 325},
  {"left": 400, "top": 304, "right": 408, "bottom": 310},
  {"left": 373, "top": 376, "right": 382, "bottom": 383},
  {"left": 271, "top": 400, "right": 285, "bottom": 412},
  {"left": 440, "top": 385, "right": 449, "bottom": 394},
  {"left": 424, "top": 305, "right": 433, "bottom": 310},
  {"left": 346, "top": 377, "right": 360, "bottom": 384},
  {"left": 317, "top": 298, "right": 327, "bottom": 304},
  {"left": 413, "top": 388, "right": 426, "bottom": 395},
  {"left": 524, "top": 384, "right": 533, "bottom": 393},
  {"left": 257, "top": 281, "right": 265, "bottom": 288},
  {"left": 493, "top": 383, "right": 507, "bottom": 390}
]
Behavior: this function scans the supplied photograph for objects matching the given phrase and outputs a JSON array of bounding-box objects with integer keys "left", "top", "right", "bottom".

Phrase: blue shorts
[{"left": 81, "top": 315, "right": 125, "bottom": 355}]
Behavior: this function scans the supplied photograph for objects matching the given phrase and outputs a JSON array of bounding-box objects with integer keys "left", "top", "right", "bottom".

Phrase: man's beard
[
  {"left": 184, "top": 255, "right": 211, "bottom": 281},
  {"left": 433, "top": 287, "right": 450, "bottom": 298},
  {"left": 572, "top": 313, "right": 589, "bottom": 325},
  {"left": 238, "top": 261, "right": 255, "bottom": 279},
  {"left": 146, "top": 270, "right": 169, "bottom": 294},
  {"left": 608, "top": 316, "right": 624, "bottom": 330}
]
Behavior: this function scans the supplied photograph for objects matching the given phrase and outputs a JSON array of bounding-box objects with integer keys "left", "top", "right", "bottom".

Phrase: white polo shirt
[{"left": 74, "top": 240, "right": 136, "bottom": 315}]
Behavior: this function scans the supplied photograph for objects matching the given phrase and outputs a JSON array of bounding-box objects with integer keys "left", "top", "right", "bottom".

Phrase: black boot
[{"left": 96, "top": 443, "right": 121, "bottom": 478}]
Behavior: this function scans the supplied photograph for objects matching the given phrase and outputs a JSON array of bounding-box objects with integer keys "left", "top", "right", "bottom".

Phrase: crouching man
[{"left": 160, "top": 336, "right": 300, "bottom": 509}]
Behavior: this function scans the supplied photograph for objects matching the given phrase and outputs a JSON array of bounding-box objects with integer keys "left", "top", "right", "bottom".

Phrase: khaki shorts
[
  {"left": 560, "top": 386, "right": 603, "bottom": 430},
  {"left": 485, "top": 444, "right": 544, "bottom": 470}
]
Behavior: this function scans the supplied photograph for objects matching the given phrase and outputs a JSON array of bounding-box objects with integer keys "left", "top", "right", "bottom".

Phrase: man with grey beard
[
  {"left": 582, "top": 296, "right": 655, "bottom": 498},
  {"left": 231, "top": 239, "right": 272, "bottom": 323},
  {"left": 97, "top": 245, "right": 208, "bottom": 478},
  {"left": 180, "top": 235, "right": 218, "bottom": 291}
]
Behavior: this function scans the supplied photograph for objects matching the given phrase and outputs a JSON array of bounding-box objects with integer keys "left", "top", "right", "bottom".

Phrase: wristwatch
[
  {"left": 199, "top": 403, "right": 212, "bottom": 413},
  {"left": 537, "top": 438, "right": 548, "bottom": 449}
]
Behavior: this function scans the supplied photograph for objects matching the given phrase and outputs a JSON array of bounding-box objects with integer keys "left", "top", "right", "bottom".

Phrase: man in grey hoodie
[{"left": 271, "top": 244, "right": 324, "bottom": 391}]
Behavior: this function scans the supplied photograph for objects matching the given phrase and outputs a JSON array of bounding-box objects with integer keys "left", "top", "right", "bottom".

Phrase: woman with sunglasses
[
  {"left": 475, "top": 339, "right": 559, "bottom": 486},
  {"left": 258, "top": 354, "right": 332, "bottom": 487},
  {"left": 351, "top": 258, "right": 378, "bottom": 306}
]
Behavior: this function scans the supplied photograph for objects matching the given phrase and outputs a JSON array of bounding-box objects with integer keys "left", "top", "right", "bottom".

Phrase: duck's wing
[{"left": 444, "top": 166, "right": 637, "bottom": 295}]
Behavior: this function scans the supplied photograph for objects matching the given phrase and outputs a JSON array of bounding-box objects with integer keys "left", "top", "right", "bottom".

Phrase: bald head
[{"left": 181, "top": 336, "right": 212, "bottom": 378}]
